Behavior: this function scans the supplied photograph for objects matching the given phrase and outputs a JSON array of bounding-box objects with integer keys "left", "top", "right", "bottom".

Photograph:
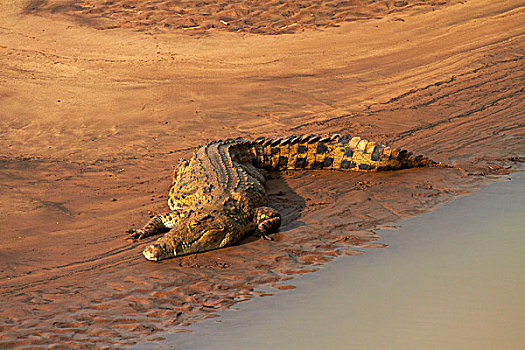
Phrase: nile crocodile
[{"left": 128, "top": 134, "right": 444, "bottom": 261}]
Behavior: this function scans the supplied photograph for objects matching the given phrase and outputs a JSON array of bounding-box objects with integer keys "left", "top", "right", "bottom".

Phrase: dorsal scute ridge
[
  {"left": 270, "top": 138, "right": 282, "bottom": 146},
  {"left": 299, "top": 134, "right": 311, "bottom": 142},
  {"left": 289, "top": 135, "right": 301, "bottom": 144},
  {"left": 348, "top": 136, "right": 361, "bottom": 148},
  {"left": 201, "top": 133, "right": 395, "bottom": 149},
  {"left": 195, "top": 134, "right": 443, "bottom": 173},
  {"left": 307, "top": 135, "right": 321, "bottom": 143},
  {"left": 248, "top": 134, "right": 343, "bottom": 147},
  {"left": 278, "top": 135, "right": 295, "bottom": 145}
]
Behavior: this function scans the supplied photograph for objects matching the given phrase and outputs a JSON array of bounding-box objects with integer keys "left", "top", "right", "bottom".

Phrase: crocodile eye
[
  {"left": 196, "top": 214, "right": 213, "bottom": 222},
  {"left": 189, "top": 221, "right": 200, "bottom": 228},
  {"left": 190, "top": 214, "right": 214, "bottom": 227},
  {"left": 189, "top": 215, "right": 212, "bottom": 229},
  {"left": 188, "top": 221, "right": 200, "bottom": 229}
]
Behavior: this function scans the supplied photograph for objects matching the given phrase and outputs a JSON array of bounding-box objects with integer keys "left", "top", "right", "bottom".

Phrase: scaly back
[{"left": 247, "top": 134, "right": 444, "bottom": 171}]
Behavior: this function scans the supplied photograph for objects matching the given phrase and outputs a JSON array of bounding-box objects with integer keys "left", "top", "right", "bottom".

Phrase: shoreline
[{"left": 151, "top": 170, "right": 524, "bottom": 350}]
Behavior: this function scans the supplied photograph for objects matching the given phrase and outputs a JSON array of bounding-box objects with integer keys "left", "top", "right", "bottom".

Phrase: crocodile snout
[{"left": 143, "top": 242, "right": 175, "bottom": 261}]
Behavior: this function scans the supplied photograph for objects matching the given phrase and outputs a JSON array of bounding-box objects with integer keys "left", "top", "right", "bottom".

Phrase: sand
[{"left": 0, "top": 0, "right": 523, "bottom": 348}]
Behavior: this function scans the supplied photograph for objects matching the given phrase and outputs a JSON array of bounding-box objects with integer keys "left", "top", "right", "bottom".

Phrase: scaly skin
[{"left": 128, "top": 134, "right": 445, "bottom": 261}]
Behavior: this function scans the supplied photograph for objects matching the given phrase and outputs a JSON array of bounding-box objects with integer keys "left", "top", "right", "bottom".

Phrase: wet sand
[
  {"left": 1, "top": 0, "right": 524, "bottom": 348},
  {"left": 164, "top": 171, "right": 525, "bottom": 350}
]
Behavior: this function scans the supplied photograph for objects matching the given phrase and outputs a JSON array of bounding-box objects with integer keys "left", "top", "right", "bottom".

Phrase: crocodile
[{"left": 128, "top": 134, "right": 445, "bottom": 261}]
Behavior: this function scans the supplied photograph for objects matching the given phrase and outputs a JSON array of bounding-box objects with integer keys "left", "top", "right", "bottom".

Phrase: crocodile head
[
  {"left": 142, "top": 213, "right": 234, "bottom": 261},
  {"left": 142, "top": 241, "right": 174, "bottom": 261}
]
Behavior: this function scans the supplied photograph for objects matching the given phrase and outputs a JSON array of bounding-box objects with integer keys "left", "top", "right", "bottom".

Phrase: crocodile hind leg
[
  {"left": 127, "top": 211, "right": 180, "bottom": 240},
  {"left": 253, "top": 206, "right": 281, "bottom": 241}
]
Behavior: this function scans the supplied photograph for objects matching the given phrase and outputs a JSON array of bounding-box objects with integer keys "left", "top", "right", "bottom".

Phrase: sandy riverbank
[{"left": 0, "top": 0, "right": 523, "bottom": 348}]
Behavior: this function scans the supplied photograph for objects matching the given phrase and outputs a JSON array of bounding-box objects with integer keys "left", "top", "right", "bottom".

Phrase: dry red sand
[
  {"left": 25, "top": 0, "right": 463, "bottom": 34},
  {"left": 0, "top": 0, "right": 524, "bottom": 348}
]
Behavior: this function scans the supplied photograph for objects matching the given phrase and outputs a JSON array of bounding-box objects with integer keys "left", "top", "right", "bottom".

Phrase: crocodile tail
[{"left": 249, "top": 134, "right": 446, "bottom": 171}]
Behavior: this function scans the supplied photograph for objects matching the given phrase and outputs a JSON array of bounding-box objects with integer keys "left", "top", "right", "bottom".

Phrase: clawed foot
[
  {"left": 127, "top": 228, "right": 147, "bottom": 240},
  {"left": 256, "top": 231, "right": 274, "bottom": 241}
]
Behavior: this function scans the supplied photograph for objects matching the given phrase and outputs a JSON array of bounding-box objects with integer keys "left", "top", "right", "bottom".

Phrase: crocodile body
[{"left": 128, "top": 134, "right": 443, "bottom": 261}]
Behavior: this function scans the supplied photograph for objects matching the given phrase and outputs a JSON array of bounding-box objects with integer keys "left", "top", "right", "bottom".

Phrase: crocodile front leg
[
  {"left": 127, "top": 211, "right": 181, "bottom": 240},
  {"left": 253, "top": 206, "right": 281, "bottom": 240}
]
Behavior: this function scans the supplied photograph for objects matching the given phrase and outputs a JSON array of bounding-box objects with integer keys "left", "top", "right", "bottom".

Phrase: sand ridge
[
  {"left": 0, "top": 0, "right": 524, "bottom": 348},
  {"left": 26, "top": 0, "right": 462, "bottom": 34}
]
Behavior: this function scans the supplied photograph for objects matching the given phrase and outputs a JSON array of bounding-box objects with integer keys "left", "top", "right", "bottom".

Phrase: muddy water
[{"left": 146, "top": 171, "right": 525, "bottom": 349}]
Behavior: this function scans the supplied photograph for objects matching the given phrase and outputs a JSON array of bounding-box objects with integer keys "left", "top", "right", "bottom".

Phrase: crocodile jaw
[{"left": 142, "top": 243, "right": 175, "bottom": 261}]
